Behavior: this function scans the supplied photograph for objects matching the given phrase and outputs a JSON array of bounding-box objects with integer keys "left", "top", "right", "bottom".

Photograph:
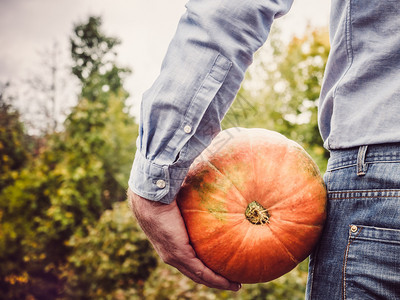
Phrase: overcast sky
[{"left": 0, "top": 0, "right": 330, "bottom": 116}]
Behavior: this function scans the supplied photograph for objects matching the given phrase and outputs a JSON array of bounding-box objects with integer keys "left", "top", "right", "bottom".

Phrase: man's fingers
[
  {"left": 194, "top": 264, "right": 241, "bottom": 291},
  {"left": 174, "top": 256, "right": 241, "bottom": 291}
]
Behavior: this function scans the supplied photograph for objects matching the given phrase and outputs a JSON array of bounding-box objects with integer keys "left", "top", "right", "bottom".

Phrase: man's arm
[{"left": 129, "top": 0, "right": 294, "bottom": 289}]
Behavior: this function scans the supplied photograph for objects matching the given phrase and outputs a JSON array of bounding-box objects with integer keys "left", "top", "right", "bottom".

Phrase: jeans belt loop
[{"left": 357, "top": 145, "right": 368, "bottom": 176}]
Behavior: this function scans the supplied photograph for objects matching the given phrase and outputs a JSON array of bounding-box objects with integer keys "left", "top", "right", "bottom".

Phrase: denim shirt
[
  {"left": 129, "top": 0, "right": 400, "bottom": 204},
  {"left": 319, "top": 0, "right": 400, "bottom": 149}
]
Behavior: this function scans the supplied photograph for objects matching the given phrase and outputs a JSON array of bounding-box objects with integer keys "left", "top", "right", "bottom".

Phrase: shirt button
[
  {"left": 350, "top": 225, "right": 358, "bottom": 233},
  {"left": 184, "top": 125, "right": 192, "bottom": 134},
  {"left": 156, "top": 179, "right": 166, "bottom": 189}
]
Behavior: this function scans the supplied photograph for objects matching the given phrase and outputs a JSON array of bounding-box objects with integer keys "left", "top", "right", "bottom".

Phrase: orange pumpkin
[{"left": 176, "top": 128, "right": 327, "bottom": 284}]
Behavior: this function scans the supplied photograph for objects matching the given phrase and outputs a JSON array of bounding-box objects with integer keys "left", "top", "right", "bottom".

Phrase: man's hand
[{"left": 127, "top": 188, "right": 241, "bottom": 291}]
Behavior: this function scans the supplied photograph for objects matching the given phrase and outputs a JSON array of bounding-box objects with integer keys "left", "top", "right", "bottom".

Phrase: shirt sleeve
[{"left": 129, "top": 0, "right": 294, "bottom": 204}]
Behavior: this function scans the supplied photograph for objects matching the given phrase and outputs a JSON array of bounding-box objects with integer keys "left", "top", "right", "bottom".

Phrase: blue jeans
[{"left": 306, "top": 144, "right": 400, "bottom": 299}]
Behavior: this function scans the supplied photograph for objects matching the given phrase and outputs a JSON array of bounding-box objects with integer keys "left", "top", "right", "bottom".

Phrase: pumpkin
[{"left": 176, "top": 128, "right": 327, "bottom": 284}]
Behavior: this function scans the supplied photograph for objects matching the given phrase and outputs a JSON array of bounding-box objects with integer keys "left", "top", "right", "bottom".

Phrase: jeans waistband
[{"left": 327, "top": 143, "right": 400, "bottom": 172}]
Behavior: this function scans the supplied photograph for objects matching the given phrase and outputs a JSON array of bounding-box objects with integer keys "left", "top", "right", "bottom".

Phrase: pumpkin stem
[{"left": 245, "top": 201, "right": 270, "bottom": 225}]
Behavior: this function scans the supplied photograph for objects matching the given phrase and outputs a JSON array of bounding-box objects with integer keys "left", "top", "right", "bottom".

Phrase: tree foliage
[
  {"left": 0, "top": 84, "right": 30, "bottom": 192},
  {"left": 0, "top": 16, "right": 140, "bottom": 299},
  {"left": 62, "top": 202, "right": 157, "bottom": 299},
  {"left": 71, "top": 16, "right": 130, "bottom": 101}
]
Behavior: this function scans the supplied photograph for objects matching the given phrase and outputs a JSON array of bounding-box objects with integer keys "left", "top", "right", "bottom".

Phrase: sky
[{"left": 0, "top": 0, "right": 330, "bottom": 117}]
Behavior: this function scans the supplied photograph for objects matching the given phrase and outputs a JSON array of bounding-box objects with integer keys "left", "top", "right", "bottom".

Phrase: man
[{"left": 128, "top": 0, "right": 400, "bottom": 298}]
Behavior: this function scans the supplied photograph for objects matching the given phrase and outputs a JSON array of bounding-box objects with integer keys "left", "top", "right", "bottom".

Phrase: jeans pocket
[{"left": 343, "top": 225, "right": 400, "bottom": 300}]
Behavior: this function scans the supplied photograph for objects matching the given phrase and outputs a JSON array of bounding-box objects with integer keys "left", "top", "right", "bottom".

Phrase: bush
[{"left": 62, "top": 201, "right": 158, "bottom": 299}]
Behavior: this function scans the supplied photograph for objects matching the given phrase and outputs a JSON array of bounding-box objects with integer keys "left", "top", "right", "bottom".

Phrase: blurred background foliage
[{"left": 0, "top": 15, "right": 329, "bottom": 299}]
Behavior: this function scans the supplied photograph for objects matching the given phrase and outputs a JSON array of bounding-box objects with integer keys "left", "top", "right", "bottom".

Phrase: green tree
[
  {"left": 71, "top": 16, "right": 130, "bottom": 101},
  {"left": 0, "top": 16, "right": 139, "bottom": 299},
  {"left": 0, "top": 83, "right": 29, "bottom": 192},
  {"left": 0, "top": 140, "right": 64, "bottom": 299},
  {"left": 0, "top": 83, "right": 34, "bottom": 298},
  {"left": 62, "top": 201, "right": 157, "bottom": 300}
]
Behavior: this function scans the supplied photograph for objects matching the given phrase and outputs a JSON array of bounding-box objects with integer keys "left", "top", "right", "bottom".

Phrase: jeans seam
[
  {"left": 342, "top": 226, "right": 363, "bottom": 300},
  {"left": 330, "top": 189, "right": 400, "bottom": 193},
  {"left": 308, "top": 243, "right": 321, "bottom": 299},
  {"left": 328, "top": 164, "right": 356, "bottom": 172},
  {"left": 307, "top": 171, "right": 331, "bottom": 299},
  {"left": 328, "top": 160, "right": 400, "bottom": 172},
  {"left": 328, "top": 190, "right": 400, "bottom": 200}
]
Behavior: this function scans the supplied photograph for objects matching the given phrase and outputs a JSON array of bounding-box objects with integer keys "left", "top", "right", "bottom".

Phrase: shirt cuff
[{"left": 128, "top": 149, "right": 190, "bottom": 204}]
